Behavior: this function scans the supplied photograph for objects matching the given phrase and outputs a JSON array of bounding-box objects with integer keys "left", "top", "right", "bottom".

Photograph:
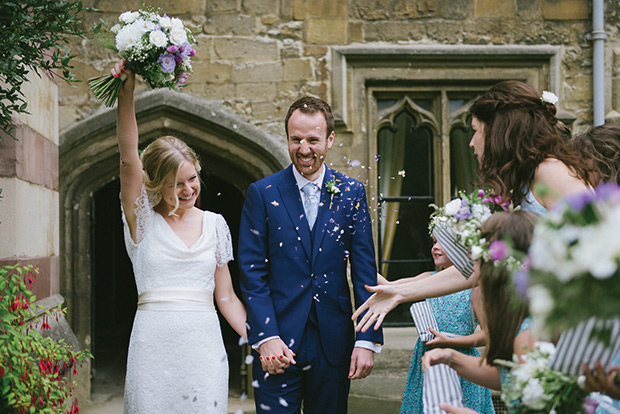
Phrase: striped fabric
[
  {"left": 549, "top": 318, "right": 620, "bottom": 376},
  {"left": 423, "top": 363, "right": 465, "bottom": 414},
  {"left": 410, "top": 300, "right": 439, "bottom": 343},
  {"left": 432, "top": 222, "right": 474, "bottom": 279}
]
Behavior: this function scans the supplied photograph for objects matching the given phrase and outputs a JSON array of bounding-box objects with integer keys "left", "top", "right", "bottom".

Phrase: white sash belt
[{"left": 138, "top": 287, "right": 214, "bottom": 312}]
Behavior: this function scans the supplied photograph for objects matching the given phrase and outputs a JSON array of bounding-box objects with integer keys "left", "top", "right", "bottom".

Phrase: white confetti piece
[
  {"left": 279, "top": 397, "right": 289, "bottom": 407},
  {"left": 260, "top": 404, "right": 272, "bottom": 411},
  {"left": 289, "top": 338, "right": 295, "bottom": 347},
  {"left": 398, "top": 170, "right": 406, "bottom": 177},
  {"left": 265, "top": 317, "right": 270, "bottom": 324},
  {"left": 238, "top": 336, "right": 248, "bottom": 346},
  {"left": 302, "top": 364, "right": 312, "bottom": 371},
  {"left": 245, "top": 355, "right": 254, "bottom": 365},
  {"left": 271, "top": 201, "right": 279, "bottom": 206},
  {"left": 240, "top": 392, "right": 247, "bottom": 401},
  {"left": 252, "top": 380, "right": 260, "bottom": 388},
  {"left": 250, "top": 229, "right": 260, "bottom": 235},
  {"left": 350, "top": 159, "right": 361, "bottom": 167}
]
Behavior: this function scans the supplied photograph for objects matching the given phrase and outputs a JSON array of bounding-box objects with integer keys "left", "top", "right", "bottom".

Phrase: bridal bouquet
[
  {"left": 497, "top": 341, "right": 588, "bottom": 413},
  {"left": 88, "top": 8, "right": 196, "bottom": 107},
  {"left": 527, "top": 183, "right": 620, "bottom": 334},
  {"left": 429, "top": 188, "right": 512, "bottom": 260}
]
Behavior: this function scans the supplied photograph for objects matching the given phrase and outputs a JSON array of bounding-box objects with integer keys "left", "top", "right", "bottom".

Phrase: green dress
[{"left": 400, "top": 273, "right": 495, "bottom": 414}]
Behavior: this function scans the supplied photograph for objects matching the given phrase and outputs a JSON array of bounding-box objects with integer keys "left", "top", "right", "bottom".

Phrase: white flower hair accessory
[{"left": 541, "top": 91, "right": 559, "bottom": 106}]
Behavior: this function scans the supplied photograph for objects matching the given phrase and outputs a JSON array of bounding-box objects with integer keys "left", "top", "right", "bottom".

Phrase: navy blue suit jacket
[{"left": 239, "top": 165, "right": 383, "bottom": 367}]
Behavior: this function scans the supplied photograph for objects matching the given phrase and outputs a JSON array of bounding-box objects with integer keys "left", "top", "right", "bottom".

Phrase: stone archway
[{"left": 59, "top": 89, "right": 288, "bottom": 396}]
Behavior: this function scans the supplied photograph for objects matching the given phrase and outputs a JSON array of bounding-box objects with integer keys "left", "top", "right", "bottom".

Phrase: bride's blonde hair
[{"left": 140, "top": 136, "right": 201, "bottom": 215}]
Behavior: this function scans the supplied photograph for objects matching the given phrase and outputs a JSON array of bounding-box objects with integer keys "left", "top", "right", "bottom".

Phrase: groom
[{"left": 239, "top": 96, "right": 383, "bottom": 413}]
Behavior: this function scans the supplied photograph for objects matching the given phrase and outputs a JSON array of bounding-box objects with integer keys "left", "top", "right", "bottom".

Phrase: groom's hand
[
  {"left": 258, "top": 338, "right": 296, "bottom": 375},
  {"left": 348, "top": 347, "right": 374, "bottom": 380}
]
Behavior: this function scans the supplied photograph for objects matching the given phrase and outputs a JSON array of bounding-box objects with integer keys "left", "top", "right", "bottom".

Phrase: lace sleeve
[
  {"left": 120, "top": 186, "right": 155, "bottom": 246},
  {"left": 214, "top": 214, "right": 234, "bottom": 266}
]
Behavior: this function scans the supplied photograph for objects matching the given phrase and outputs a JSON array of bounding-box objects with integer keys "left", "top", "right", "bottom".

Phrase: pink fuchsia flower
[
  {"left": 489, "top": 240, "right": 508, "bottom": 261},
  {"left": 166, "top": 45, "right": 178, "bottom": 53},
  {"left": 477, "top": 189, "right": 486, "bottom": 197}
]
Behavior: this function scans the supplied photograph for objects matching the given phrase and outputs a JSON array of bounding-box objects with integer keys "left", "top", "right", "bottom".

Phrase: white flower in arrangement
[
  {"left": 522, "top": 378, "right": 546, "bottom": 409},
  {"left": 149, "top": 30, "right": 168, "bottom": 48},
  {"left": 470, "top": 245, "right": 483, "bottom": 260},
  {"left": 169, "top": 27, "right": 188, "bottom": 45},
  {"left": 134, "top": 17, "right": 156, "bottom": 32},
  {"left": 115, "top": 23, "right": 144, "bottom": 52},
  {"left": 444, "top": 199, "right": 462, "bottom": 216},
  {"left": 541, "top": 90, "right": 559, "bottom": 105},
  {"left": 159, "top": 16, "right": 172, "bottom": 29},
  {"left": 170, "top": 17, "right": 184, "bottom": 29},
  {"left": 119, "top": 11, "right": 139, "bottom": 24},
  {"left": 527, "top": 285, "right": 554, "bottom": 320},
  {"left": 111, "top": 24, "right": 121, "bottom": 33}
]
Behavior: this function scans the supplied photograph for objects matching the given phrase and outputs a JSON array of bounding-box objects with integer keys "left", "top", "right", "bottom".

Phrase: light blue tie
[{"left": 301, "top": 183, "right": 318, "bottom": 229}]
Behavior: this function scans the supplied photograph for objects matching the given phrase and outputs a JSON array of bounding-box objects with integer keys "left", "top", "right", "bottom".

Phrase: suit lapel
[
  {"left": 312, "top": 167, "right": 338, "bottom": 263},
  {"left": 277, "top": 165, "right": 312, "bottom": 261}
]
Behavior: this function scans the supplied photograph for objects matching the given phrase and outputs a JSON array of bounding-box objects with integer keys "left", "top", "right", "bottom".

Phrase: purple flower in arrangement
[
  {"left": 175, "top": 54, "right": 183, "bottom": 64},
  {"left": 594, "top": 182, "right": 620, "bottom": 203},
  {"left": 178, "top": 42, "right": 192, "bottom": 58},
  {"left": 477, "top": 189, "right": 486, "bottom": 197},
  {"left": 512, "top": 268, "right": 530, "bottom": 301},
  {"left": 454, "top": 201, "right": 473, "bottom": 219},
  {"left": 489, "top": 240, "right": 508, "bottom": 261},
  {"left": 562, "top": 189, "right": 596, "bottom": 213},
  {"left": 158, "top": 53, "right": 176, "bottom": 73},
  {"left": 584, "top": 397, "right": 599, "bottom": 414},
  {"left": 167, "top": 45, "right": 178, "bottom": 53}
]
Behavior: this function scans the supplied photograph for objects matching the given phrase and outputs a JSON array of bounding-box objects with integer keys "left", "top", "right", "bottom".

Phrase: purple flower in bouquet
[
  {"left": 455, "top": 201, "right": 473, "bottom": 219},
  {"left": 562, "top": 190, "right": 596, "bottom": 212},
  {"left": 158, "top": 53, "right": 176, "bottom": 73},
  {"left": 489, "top": 240, "right": 508, "bottom": 261},
  {"left": 584, "top": 396, "right": 599, "bottom": 414},
  {"left": 167, "top": 45, "right": 178, "bottom": 53},
  {"left": 594, "top": 182, "right": 620, "bottom": 203},
  {"left": 513, "top": 268, "right": 530, "bottom": 301}
]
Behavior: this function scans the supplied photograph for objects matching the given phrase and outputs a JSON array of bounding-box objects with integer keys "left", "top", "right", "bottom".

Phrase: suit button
[{"left": 311, "top": 273, "right": 317, "bottom": 279}]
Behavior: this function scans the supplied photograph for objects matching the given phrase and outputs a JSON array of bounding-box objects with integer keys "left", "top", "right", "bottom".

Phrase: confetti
[
  {"left": 279, "top": 397, "right": 289, "bottom": 407},
  {"left": 250, "top": 229, "right": 260, "bottom": 236},
  {"left": 265, "top": 317, "right": 270, "bottom": 325},
  {"left": 238, "top": 336, "right": 248, "bottom": 346},
  {"left": 271, "top": 201, "right": 279, "bottom": 206},
  {"left": 252, "top": 380, "right": 260, "bottom": 388},
  {"left": 245, "top": 355, "right": 254, "bottom": 365},
  {"left": 398, "top": 170, "right": 406, "bottom": 177},
  {"left": 302, "top": 365, "right": 312, "bottom": 371},
  {"left": 240, "top": 393, "right": 248, "bottom": 401},
  {"left": 260, "top": 404, "right": 272, "bottom": 411},
  {"left": 350, "top": 160, "right": 361, "bottom": 167},
  {"left": 217, "top": 192, "right": 221, "bottom": 196}
]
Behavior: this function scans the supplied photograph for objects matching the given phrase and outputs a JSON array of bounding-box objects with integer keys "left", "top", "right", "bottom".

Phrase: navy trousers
[{"left": 252, "top": 314, "right": 351, "bottom": 414}]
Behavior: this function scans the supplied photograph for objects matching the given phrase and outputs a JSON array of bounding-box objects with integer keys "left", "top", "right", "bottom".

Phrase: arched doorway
[{"left": 60, "top": 89, "right": 288, "bottom": 398}]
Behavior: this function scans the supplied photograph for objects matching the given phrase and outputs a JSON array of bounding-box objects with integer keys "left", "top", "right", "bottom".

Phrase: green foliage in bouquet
[
  {"left": 0, "top": 264, "right": 91, "bottom": 414},
  {"left": 0, "top": 0, "right": 88, "bottom": 139}
]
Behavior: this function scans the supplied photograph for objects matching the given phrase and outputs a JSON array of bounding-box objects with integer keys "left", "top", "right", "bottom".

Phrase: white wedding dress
[{"left": 121, "top": 188, "right": 232, "bottom": 413}]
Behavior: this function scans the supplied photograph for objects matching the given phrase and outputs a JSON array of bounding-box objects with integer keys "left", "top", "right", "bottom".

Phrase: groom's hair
[{"left": 284, "top": 96, "right": 335, "bottom": 139}]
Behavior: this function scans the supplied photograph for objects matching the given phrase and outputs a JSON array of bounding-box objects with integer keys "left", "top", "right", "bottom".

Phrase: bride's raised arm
[{"left": 115, "top": 61, "right": 143, "bottom": 243}]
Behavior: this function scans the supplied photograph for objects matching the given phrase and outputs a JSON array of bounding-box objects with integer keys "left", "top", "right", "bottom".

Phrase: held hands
[
  {"left": 258, "top": 338, "right": 296, "bottom": 375},
  {"left": 421, "top": 348, "right": 453, "bottom": 372},
  {"left": 582, "top": 362, "right": 620, "bottom": 400},
  {"left": 348, "top": 347, "right": 375, "bottom": 380},
  {"left": 351, "top": 284, "right": 401, "bottom": 333}
]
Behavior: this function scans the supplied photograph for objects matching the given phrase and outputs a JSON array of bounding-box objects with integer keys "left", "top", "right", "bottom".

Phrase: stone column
[{"left": 0, "top": 69, "right": 88, "bottom": 399}]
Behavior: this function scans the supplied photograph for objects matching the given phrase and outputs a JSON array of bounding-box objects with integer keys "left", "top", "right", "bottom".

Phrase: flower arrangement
[
  {"left": 325, "top": 177, "right": 341, "bottom": 209},
  {"left": 428, "top": 188, "right": 512, "bottom": 260},
  {"left": 88, "top": 8, "right": 196, "bottom": 107},
  {"left": 0, "top": 264, "right": 91, "bottom": 414},
  {"left": 497, "top": 341, "right": 588, "bottom": 413},
  {"left": 527, "top": 183, "right": 620, "bottom": 334}
]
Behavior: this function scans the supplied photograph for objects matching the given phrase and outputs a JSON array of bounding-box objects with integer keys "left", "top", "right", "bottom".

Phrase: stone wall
[{"left": 61, "top": 0, "right": 620, "bottom": 138}]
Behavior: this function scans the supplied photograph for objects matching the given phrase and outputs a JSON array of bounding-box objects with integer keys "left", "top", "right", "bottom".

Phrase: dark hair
[
  {"left": 572, "top": 123, "right": 620, "bottom": 185},
  {"left": 284, "top": 96, "right": 335, "bottom": 139},
  {"left": 470, "top": 80, "right": 591, "bottom": 205},
  {"left": 478, "top": 210, "right": 537, "bottom": 365}
]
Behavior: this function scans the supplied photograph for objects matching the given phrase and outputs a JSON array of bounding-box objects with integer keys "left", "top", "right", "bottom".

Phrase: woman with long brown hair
[{"left": 353, "top": 80, "right": 593, "bottom": 333}]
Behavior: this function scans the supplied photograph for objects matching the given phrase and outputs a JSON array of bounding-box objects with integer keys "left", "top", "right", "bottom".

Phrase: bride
[{"left": 113, "top": 60, "right": 247, "bottom": 413}]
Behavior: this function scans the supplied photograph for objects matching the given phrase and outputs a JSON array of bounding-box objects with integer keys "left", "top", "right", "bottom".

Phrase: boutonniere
[{"left": 325, "top": 177, "right": 340, "bottom": 209}]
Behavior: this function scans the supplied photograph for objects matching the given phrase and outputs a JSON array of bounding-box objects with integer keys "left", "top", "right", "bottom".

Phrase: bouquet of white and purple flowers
[
  {"left": 497, "top": 341, "right": 589, "bottom": 413},
  {"left": 527, "top": 183, "right": 620, "bottom": 334},
  {"left": 429, "top": 188, "right": 513, "bottom": 260},
  {"left": 88, "top": 9, "right": 196, "bottom": 107}
]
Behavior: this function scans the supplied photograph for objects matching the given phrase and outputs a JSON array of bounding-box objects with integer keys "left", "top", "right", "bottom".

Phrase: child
[
  {"left": 399, "top": 236, "right": 495, "bottom": 414},
  {"left": 422, "top": 211, "right": 539, "bottom": 411}
]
